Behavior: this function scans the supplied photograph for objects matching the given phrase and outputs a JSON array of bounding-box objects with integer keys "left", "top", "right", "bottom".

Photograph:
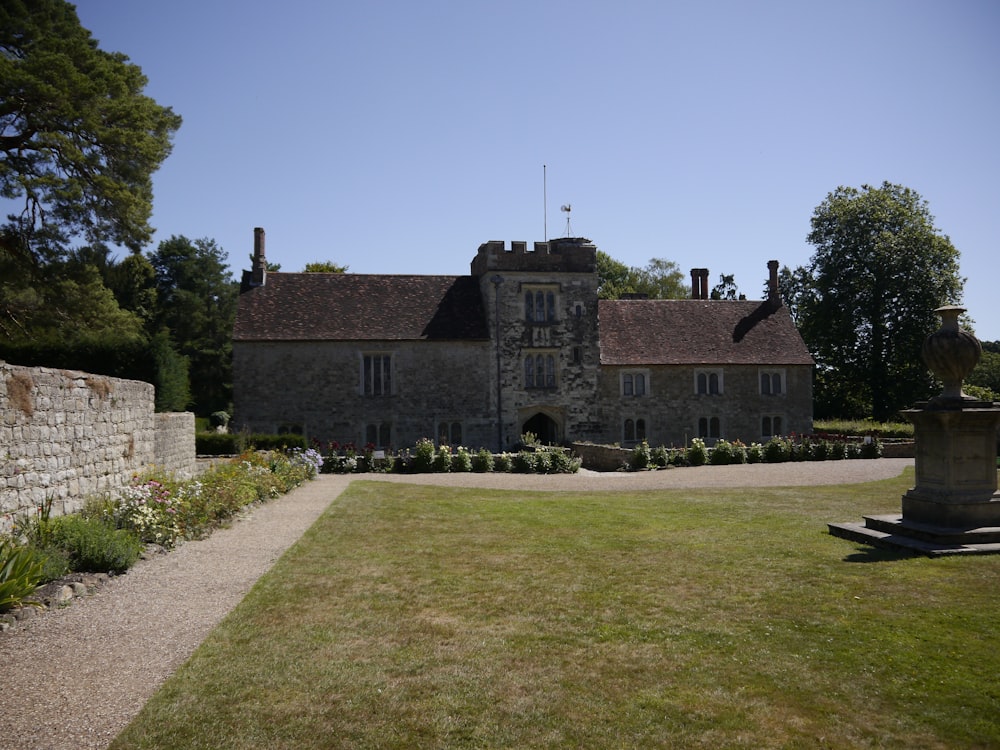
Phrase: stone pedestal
[
  {"left": 828, "top": 305, "right": 1000, "bottom": 556},
  {"left": 901, "top": 403, "right": 1000, "bottom": 528}
]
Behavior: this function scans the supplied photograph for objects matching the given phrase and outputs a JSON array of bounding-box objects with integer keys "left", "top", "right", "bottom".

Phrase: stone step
[
  {"left": 828, "top": 520, "right": 1000, "bottom": 557},
  {"left": 862, "top": 514, "right": 1000, "bottom": 544}
]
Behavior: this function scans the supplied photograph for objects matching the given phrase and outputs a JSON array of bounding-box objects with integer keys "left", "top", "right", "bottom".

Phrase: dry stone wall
[{"left": 1, "top": 361, "right": 193, "bottom": 527}]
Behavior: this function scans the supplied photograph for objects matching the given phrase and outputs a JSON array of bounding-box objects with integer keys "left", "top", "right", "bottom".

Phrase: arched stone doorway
[{"left": 521, "top": 411, "right": 561, "bottom": 445}]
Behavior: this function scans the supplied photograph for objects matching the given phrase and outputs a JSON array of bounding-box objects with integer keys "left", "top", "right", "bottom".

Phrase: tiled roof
[
  {"left": 233, "top": 273, "right": 489, "bottom": 341},
  {"left": 599, "top": 299, "right": 815, "bottom": 366}
]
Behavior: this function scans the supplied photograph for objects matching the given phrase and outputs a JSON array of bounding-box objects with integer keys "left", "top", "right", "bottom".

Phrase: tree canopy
[
  {"left": 303, "top": 261, "right": 349, "bottom": 273},
  {"left": 967, "top": 343, "right": 1000, "bottom": 401},
  {"left": 150, "top": 236, "right": 237, "bottom": 414},
  {"left": 596, "top": 252, "right": 689, "bottom": 300},
  {"left": 0, "top": 0, "right": 181, "bottom": 260},
  {"left": 789, "top": 182, "right": 964, "bottom": 420}
]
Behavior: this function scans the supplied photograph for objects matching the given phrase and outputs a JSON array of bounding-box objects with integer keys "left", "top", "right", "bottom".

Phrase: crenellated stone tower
[{"left": 472, "top": 237, "right": 602, "bottom": 449}]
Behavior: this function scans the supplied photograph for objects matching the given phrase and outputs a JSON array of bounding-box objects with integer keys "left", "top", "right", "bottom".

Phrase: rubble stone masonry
[{"left": 1, "top": 361, "right": 193, "bottom": 528}]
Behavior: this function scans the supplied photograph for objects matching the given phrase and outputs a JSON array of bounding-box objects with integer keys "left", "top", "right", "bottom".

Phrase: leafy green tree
[
  {"left": 596, "top": 251, "right": 632, "bottom": 299},
  {"left": 792, "top": 182, "right": 964, "bottom": 420},
  {"left": 148, "top": 329, "right": 191, "bottom": 411},
  {"left": 631, "top": 258, "right": 689, "bottom": 299},
  {"left": 149, "top": 236, "right": 237, "bottom": 414},
  {"left": 0, "top": 257, "right": 144, "bottom": 344},
  {"left": 596, "top": 251, "right": 690, "bottom": 300},
  {"left": 710, "top": 273, "right": 741, "bottom": 300},
  {"left": 0, "top": 0, "right": 181, "bottom": 260},
  {"left": 106, "top": 252, "right": 159, "bottom": 331},
  {"left": 303, "top": 261, "right": 349, "bottom": 273},
  {"left": 967, "top": 346, "right": 1000, "bottom": 398}
]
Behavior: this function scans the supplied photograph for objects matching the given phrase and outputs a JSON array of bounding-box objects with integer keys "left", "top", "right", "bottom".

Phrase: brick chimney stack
[
  {"left": 767, "top": 260, "right": 779, "bottom": 304},
  {"left": 690, "top": 268, "right": 710, "bottom": 299},
  {"left": 251, "top": 227, "right": 267, "bottom": 287}
]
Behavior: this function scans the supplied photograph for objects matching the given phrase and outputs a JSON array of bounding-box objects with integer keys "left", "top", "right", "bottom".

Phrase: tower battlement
[{"left": 470, "top": 237, "right": 597, "bottom": 276}]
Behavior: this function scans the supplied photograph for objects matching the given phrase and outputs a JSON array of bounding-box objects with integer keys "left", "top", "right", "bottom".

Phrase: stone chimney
[
  {"left": 767, "top": 260, "right": 779, "bottom": 304},
  {"left": 251, "top": 227, "right": 267, "bottom": 287},
  {"left": 690, "top": 268, "right": 710, "bottom": 299}
]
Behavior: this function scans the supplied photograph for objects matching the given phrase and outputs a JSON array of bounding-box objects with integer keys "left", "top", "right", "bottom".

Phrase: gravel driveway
[{"left": 0, "top": 458, "right": 912, "bottom": 750}]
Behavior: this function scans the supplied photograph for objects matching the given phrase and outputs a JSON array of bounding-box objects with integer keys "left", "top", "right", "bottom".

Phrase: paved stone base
[{"left": 829, "top": 514, "right": 1000, "bottom": 556}]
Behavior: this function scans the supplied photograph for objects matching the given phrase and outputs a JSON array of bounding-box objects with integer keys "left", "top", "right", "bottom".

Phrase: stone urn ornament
[{"left": 921, "top": 305, "right": 982, "bottom": 404}]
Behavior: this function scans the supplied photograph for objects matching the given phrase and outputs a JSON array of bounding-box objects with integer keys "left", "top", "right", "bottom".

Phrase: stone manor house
[{"left": 232, "top": 228, "right": 814, "bottom": 452}]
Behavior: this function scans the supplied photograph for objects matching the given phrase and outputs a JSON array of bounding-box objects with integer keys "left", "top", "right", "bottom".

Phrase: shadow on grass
[{"left": 842, "top": 545, "right": 915, "bottom": 563}]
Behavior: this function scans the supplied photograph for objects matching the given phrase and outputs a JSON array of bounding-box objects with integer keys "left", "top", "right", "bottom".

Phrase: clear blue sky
[{"left": 73, "top": 0, "right": 999, "bottom": 340}]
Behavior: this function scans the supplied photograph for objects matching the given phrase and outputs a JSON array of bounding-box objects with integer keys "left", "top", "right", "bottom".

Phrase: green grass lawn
[{"left": 110, "top": 470, "right": 1000, "bottom": 749}]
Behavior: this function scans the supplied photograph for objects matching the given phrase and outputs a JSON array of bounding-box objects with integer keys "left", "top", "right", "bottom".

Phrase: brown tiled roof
[
  {"left": 233, "top": 273, "right": 489, "bottom": 341},
  {"left": 599, "top": 299, "right": 814, "bottom": 366}
]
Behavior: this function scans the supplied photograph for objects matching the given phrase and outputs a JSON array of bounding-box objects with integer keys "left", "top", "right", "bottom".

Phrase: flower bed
[
  {"left": 623, "top": 434, "right": 884, "bottom": 471},
  {"left": 312, "top": 438, "right": 581, "bottom": 475},
  {"left": 0, "top": 448, "right": 322, "bottom": 613}
]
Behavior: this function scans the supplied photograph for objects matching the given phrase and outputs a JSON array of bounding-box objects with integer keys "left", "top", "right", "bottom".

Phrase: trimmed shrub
[
  {"left": 687, "top": 438, "right": 707, "bottom": 467},
  {"left": 651, "top": 445, "right": 670, "bottom": 468},
  {"left": 511, "top": 451, "right": 537, "bottom": 474},
  {"left": 630, "top": 440, "right": 652, "bottom": 470},
  {"left": 432, "top": 445, "right": 453, "bottom": 473},
  {"left": 409, "top": 439, "right": 436, "bottom": 473},
  {"left": 471, "top": 448, "right": 495, "bottom": 473},
  {"left": 196, "top": 432, "right": 308, "bottom": 455},
  {"left": 548, "top": 448, "right": 581, "bottom": 474},
  {"left": 709, "top": 439, "right": 734, "bottom": 465},
  {"left": 764, "top": 436, "right": 792, "bottom": 463},
  {"left": 730, "top": 441, "right": 748, "bottom": 464},
  {"left": 196, "top": 431, "right": 238, "bottom": 454},
  {"left": 245, "top": 433, "right": 308, "bottom": 451},
  {"left": 860, "top": 437, "right": 883, "bottom": 459},
  {"left": 452, "top": 447, "right": 473, "bottom": 473},
  {"left": 493, "top": 453, "right": 512, "bottom": 473}
]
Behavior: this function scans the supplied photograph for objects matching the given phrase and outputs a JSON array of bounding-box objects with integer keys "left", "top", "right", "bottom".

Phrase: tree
[
  {"left": 0, "top": 251, "right": 144, "bottom": 344},
  {"left": 0, "top": 0, "right": 181, "bottom": 260},
  {"left": 967, "top": 346, "right": 1000, "bottom": 400},
  {"left": 596, "top": 251, "right": 690, "bottom": 299},
  {"left": 631, "top": 258, "right": 689, "bottom": 299},
  {"left": 710, "top": 273, "right": 741, "bottom": 300},
  {"left": 596, "top": 251, "right": 632, "bottom": 299},
  {"left": 792, "top": 182, "right": 964, "bottom": 420},
  {"left": 149, "top": 236, "right": 237, "bottom": 414},
  {"left": 303, "top": 261, "right": 348, "bottom": 273}
]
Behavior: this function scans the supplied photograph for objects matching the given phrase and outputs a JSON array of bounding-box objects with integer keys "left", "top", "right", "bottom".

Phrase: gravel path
[{"left": 0, "top": 459, "right": 912, "bottom": 750}]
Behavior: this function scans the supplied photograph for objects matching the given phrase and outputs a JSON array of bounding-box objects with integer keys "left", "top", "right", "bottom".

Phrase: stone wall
[
  {"left": 594, "top": 363, "right": 814, "bottom": 448},
  {"left": 1, "top": 361, "right": 193, "bottom": 527},
  {"left": 154, "top": 412, "right": 197, "bottom": 479},
  {"left": 572, "top": 442, "right": 631, "bottom": 471},
  {"left": 232, "top": 340, "right": 495, "bottom": 449}
]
